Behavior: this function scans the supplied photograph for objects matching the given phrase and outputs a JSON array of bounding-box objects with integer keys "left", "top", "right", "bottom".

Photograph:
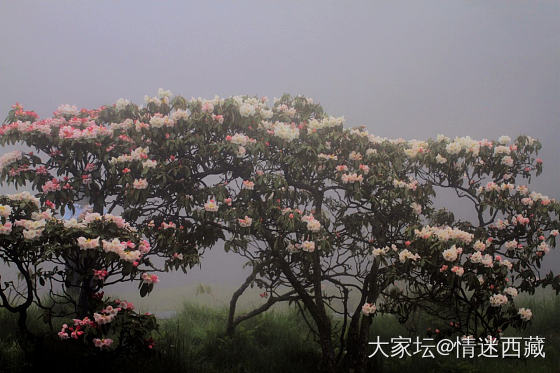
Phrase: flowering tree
[
  {"left": 0, "top": 95, "right": 228, "bottom": 314},
  {"left": 186, "top": 95, "right": 559, "bottom": 372},
  {"left": 2, "top": 93, "right": 558, "bottom": 372},
  {"left": 0, "top": 192, "right": 158, "bottom": 353}
]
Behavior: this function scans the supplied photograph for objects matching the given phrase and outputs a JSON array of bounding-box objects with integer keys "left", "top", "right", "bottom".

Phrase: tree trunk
[
  {"left": 226, "top": 262, "right": 264, "bottom": 336},
  {"left": 343, "top": 262, "right": 380, "bottom": 373},
  {"left": 318, "top": 319, "right": 337, "bottom": 373},
  {"left": 77, "top": 276, "right": 94, "bottom": 318}
]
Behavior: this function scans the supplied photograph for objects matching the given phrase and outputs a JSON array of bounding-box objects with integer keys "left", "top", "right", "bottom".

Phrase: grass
[
  {"left": 366, "top": 292, "right": 560, "bottom": 373},
  {"left": 147, "top": 302, "right": 320, "bottom": 373},
  {"left": 0, "top": 292, "right": 558, "bottom": 373}
]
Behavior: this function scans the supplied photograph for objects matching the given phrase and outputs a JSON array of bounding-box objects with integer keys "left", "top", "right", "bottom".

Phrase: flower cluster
[
  {"left": 141, "top": 273, "right": 159, "bottom": 284},
  {"left": 362, "top": 303, "right": 377, "bottom": 315},
  {"left": 414, "top": 225, "right": 474, "bottom": 244},
  {"left": 301, "top": 214, "right": 321, "bottom": 232},
  {"left": 77, "top": 236, "right": 100, "bottom": 250}
]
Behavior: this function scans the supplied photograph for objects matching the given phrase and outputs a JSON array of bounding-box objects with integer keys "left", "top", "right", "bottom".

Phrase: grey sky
[{"left": 0, "top": 1, "right": 559, "bottom": 292}]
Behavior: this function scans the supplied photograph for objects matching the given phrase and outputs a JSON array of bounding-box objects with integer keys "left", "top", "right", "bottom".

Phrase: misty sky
[{"left": 0, "top": 1, "right": 559, "bottom": 291}]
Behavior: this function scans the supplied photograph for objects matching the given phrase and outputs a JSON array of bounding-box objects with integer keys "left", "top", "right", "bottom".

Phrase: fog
[{"left": 0, "top": 1, "right": 558, "bottom": 307}]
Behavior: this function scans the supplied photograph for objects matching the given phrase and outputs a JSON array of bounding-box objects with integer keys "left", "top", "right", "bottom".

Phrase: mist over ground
[{"left": 1, "top": 0, "right": 558, "bottom": 311}]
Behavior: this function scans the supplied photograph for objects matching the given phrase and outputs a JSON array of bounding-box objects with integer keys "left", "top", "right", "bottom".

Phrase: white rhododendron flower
[
  {"left": 494, "top": 145, "right": 510, "bottom": 155},
  {"left": 436, "top": 154, "right": 447, "bottom": 164},
  {"left": 473, "top": 240, "right": 486, "bottom": 252},
  {"left": 302, "top": 214, "right": 321, "bottom": 232},
  {"left": 120, "top": 250, "right": 142, "bottom": 263},
  {"left": 349, "top": 151, "right": 362, "bottom": 161},
  {"left": 115, "top": 98, "right": 130, "bottom": 111},
  {"left": 372, "top": 247, "right": 389, "bottom": 257},
  {"left": 55, "top": 104, "right": 79, "bottom": 117},
  {"left": 307, "top": 116, "right": 344, "bottom": 133},
  {"left": 236, "top": 146, "right": 246, "bottom": 157},
  {"left": 7, "top": 192, "right": 40, "bottom": 207},
  {"left": 392, "top": 178, "right": 418, "bottom": 191},
  {"left": 0, "top": 204, "right": 12, "bottom": 218},
  {"left": 361, "top": 303, "right": 377, "bottom": 315},
  {"left": 229, "top": 133, "right": 250, "bottom": 146},
  {"left": 489, "top": 294, "right": 508, "bottom": 307},
  {"left": 82, "top": 212, "right": 102, "bottom": 224},
  {"left": 414, "top": 225, "right": 473, "bottom": 244},
  {"left": 498, "top": 135, "right": 511, "bottom": 144},
  {"left": 149, "top": 114, "right": 174, "bottom": 128},
  {"left": 286, "top": 243, "right": 298, "bottom": 253},
  {"left": 517, "top": 185, "right": 529, "bottom": 195},
  {"left": 142, "top": 159, "right": 157, "bottom": 169},
  {"left": 110, "top": 118, "right": 133, "bottom": 131},
  {"left": 504, "top": 240, "right": 518, "bottom": 250},
  {"left": 398, "top": 249, "right": 420, "bottom": 263},
  {"left": 275, "top": 103, "right": 297, "bottom": 117},
  {"left": 504, "top": 287, "right": 518, "bottom": 298},
  {"left": 404, "top": 139, "right": 428, "bottom": 158},
  {"left": 301, "top": 241, "right": 316, "bottom": 252},
  {"left": 272, "top": 122, "right": 299, "bottom": 142},
  {"left": 16, "top": 218, "right": 46, "bottom": 240},
  {"left": 470, "top": 251, "right": 483, "bottom": 264},
  {"left": 157, "top": 88, "right": 173, "bottom": 99},
  {"left": 480, "top": 254, "right": 494, "bottom": 268},
  {"left": 239, "top": 103, "right": 256, "bottom": 117},
  {"left": 133, "top": 179, "right": 148, "bottom": 190},
  {"left": 501, "top": 156, "right": 514, "bottom": 167},
  {"left": 442, "top": 245, "right": 461, "bottom": 262},
  {"left": 102, "top": 238, "right": 126, "bottom": 254},
  {"left": 77, "top": 236, "right": 100, "bottom": 250},
  {"left": 318, "top": 153, "right": 338, "bottom": 161},
  {"left": 537, "top": 241, "right": 550, "bottom": 254},
  {"left": 445, "top": 141, "right": 462, "bottom": 155},
  {"left": 23, "top": 229, "right": 43, "bottom": 240},
  {"left": 0, "top": 151, "right": 23, "bottom": 171},
  {"left": 15, "top": 219, "right": 46, "bottom": 230},
  {"left": 518, "top": 308, "right": 532, "bottom": 321},
  {"left": 171, "top": 109, "right": 190, "bottom": 121},
  {"left": 341, "top": 173, "right": 363, "bottom": 184},
  {"left": 204, "top": 200, "right": 219, "bottom": 212},
  {"left": 110, "top": 147, "right": 150, "bottom": 164},
  {"left": 410, "top": 202, "right": 422, "bottom": 215},
  {"left": 64, "top": 218, "right": 86, "bottom": 229}
]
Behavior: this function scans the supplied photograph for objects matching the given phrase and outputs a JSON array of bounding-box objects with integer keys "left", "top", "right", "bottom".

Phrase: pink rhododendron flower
[
  {"left": 238, "top": 216, "right": 253, "bottom": 227},
  {"left": 142, "top": 273, "right": 159, "bottom": 284}
]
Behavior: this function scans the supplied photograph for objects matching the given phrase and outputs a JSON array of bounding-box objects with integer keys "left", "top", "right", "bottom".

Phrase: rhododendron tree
[
  {"left": 0, "top": 95, "right": 231, "bottom": 313},
  {"left": 197, "top": 96, "right": 440, "bottom": 372},
  {"left": 2, "top": 93, "right": 558, "bottom": 373},
  {"left": 0, "top": 193, "right": 159, "bottom": 328},
  {"left": 179, "top": 95, "right": 559, "bottom": 372},
  {"left": 57, "top": 297, "right": 157, "bottom": 355},
  {"left": 0, "top": 192, "right": 44, "bottom": 338}
]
